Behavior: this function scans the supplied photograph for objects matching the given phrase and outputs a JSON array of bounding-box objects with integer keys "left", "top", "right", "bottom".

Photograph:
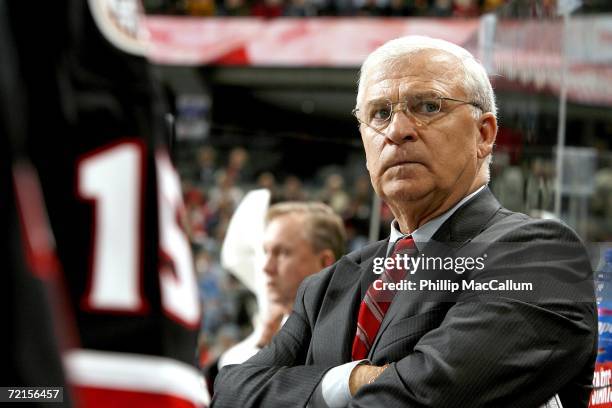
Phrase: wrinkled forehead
[{"left": 359, "top": 49, "right": 465, "bottom": 103}]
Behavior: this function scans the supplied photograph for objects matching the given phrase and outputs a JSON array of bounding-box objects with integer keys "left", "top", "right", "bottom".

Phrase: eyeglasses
[{"left": 352, "top": 92, "right": 483, "bottom": 134}]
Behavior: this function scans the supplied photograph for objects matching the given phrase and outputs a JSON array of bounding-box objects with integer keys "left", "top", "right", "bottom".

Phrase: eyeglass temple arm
[{"left": 441, "top": 97, "right": 483, "bottom": 111}]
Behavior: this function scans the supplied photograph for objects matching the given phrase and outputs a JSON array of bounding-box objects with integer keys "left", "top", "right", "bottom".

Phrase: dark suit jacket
[{"left": 213, "top": 188, "right": 597, "bottom": 408}]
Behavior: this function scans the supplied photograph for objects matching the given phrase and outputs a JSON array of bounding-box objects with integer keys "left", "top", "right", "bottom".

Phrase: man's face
[
  {"left": 359, "top": 50, "right": 484, "bottom": 208},
  {"left": 262, "top": 214, "right": 324, "bottom": 306}
]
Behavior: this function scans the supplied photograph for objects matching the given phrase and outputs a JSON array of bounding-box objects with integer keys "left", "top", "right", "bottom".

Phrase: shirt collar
[{"left": 388, "top": 185, "right": 486, "bottom": 253}]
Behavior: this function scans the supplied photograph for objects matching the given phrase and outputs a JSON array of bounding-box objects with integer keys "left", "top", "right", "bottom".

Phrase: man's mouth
[{"left": 385, "top": 160, "right": 421, "bottom": 171}]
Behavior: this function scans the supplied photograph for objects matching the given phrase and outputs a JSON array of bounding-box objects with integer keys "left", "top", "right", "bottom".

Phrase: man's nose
[
  {"left": 385, "top": 105, "right": 420, "bottom": 145},
  {"left": 263, "top": 254, "right": 276, "bottom": 276}
]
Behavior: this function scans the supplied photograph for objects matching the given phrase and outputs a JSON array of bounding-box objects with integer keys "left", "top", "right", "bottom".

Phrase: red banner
[{"left": 142, "top": 17, "right": 479, "bottom": 66}]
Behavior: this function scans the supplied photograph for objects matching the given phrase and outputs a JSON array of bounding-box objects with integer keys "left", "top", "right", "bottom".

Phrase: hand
[
  {"left": 255, "top": 305, "right": 286, "bottom": 348},
  {"left": 349, "top": 363, "right": 390, "bottom": 396}
]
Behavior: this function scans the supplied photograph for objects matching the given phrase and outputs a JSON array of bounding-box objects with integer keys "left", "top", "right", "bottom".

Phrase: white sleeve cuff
[{"left": 315, "top": 360, "right": 368, "bottom": 408}]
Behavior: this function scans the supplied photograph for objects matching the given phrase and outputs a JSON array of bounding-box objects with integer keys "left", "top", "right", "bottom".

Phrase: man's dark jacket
[{"left": 213, "top": 188, "right": 597, "bottom": 407}]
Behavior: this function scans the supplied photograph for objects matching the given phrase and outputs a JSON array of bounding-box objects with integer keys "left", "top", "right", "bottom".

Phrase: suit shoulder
[
  {"left": 482, "top": 207, "right": 584, "bottom": 244},
  {"left": 345, "top": 239, "right": 388, "bottom": 263}
]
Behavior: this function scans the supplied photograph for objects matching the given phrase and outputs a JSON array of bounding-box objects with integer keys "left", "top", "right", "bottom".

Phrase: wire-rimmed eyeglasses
[{"left": 352, "top": 92, "right": 483, "bottom": 134}]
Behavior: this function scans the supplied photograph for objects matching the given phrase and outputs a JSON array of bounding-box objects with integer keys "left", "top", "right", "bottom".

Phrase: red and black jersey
[
  {"left": 0, "top": 0, "right": 68, "bottom": 399},
  {"left": 0, "top": 116, "right": 70, "bottom": 407},
  {"left": 3, "top": 0, "right": 208, "bottom": 406}
]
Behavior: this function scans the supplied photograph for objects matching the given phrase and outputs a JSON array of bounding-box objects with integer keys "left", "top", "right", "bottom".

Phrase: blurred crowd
[
  {"left": 144, "top": 0, "right": 507, "bottom": 18},
  {"left": 181, "top": 145, "right": 387, "bottom": 368}
]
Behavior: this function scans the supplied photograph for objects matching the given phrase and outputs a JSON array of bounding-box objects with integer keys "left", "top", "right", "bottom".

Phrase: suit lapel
[
  {"left": 310, "top": 240, "right": 388, "bottom": 365},
  {"left": 368, "top": 187, "right": 502, "bottom": 358},
  {"left": 431, "top": 187, "right": 502, "bottom": 247}
]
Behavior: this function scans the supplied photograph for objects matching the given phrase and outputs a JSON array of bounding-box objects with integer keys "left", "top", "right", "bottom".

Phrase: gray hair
[{"left": 356, "top": 35, "right": 497, "bottom": 119}]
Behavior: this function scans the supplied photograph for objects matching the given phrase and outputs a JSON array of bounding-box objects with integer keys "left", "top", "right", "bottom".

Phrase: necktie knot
[{"left": 392, "top": 236, "right": 416, "bottom": 256}]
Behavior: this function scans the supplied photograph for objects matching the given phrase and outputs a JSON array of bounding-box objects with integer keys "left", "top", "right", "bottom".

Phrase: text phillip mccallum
[{"left": 373, "top": 279, "right": 533, "bottom": 292}]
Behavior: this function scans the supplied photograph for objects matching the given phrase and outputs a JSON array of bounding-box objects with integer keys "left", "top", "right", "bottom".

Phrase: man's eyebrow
[
  {"left": 362, "top": 90, "right": 442, "bottom": 106},
  {"left": 362, "top": 97, "right": 392, "bottom": 106},
  {"left": 399, "top": 89, "right": 442, "bottom": 98}
]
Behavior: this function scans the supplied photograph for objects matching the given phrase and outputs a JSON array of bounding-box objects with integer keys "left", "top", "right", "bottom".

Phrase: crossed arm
[
  {"left": 212, "top": 282, "right": 330, "bottom": 408},
  {"left": 213, "top": 222, "right": 597, "bottom": 407},
  {"left": 214, "top": 300, "right": 595, "bottom": 407}
]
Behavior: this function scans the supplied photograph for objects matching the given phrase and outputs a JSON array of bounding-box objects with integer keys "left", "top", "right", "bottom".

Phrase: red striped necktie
[{"left": 351, "top": 236, "right": 417, "bottom": 360}]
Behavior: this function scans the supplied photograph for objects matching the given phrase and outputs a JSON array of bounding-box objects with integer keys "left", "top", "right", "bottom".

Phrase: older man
[{"left": 212, "top": 36, "right": 596, "bottom": 408}]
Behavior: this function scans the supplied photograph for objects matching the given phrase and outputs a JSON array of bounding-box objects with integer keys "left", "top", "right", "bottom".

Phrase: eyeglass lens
[{"left": 362, "top": 93, "right": 445, "bottom": 130}]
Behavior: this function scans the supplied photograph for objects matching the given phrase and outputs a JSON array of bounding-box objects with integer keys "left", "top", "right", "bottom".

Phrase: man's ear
[
  {"left": 476, "top": 112, "right": 497, "bottom": 160},
  {"left": 318, "top": 249, "right": 336, "bottom": 269}
]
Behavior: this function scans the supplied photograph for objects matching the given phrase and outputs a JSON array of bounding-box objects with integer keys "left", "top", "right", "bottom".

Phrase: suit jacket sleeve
[
  {"left": 349, "top": 219, "right": 597, "bottom": 408},
  {"left": 212, "top": 272, "right": 332, "bottom": 408}
]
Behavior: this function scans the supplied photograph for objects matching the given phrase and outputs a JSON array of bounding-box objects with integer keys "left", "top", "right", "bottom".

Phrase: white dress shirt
[{"left": 219, "top": 314, "right": 289, "bottom": 368}]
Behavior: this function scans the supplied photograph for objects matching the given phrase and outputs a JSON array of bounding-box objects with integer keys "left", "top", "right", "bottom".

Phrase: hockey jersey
[{"left": 3, "top": 0, "right": 208, "bottom": 406}]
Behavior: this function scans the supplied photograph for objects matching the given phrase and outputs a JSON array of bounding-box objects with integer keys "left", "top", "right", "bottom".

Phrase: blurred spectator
[
  {"left": 281, "top": 175, "right": 308, "bottom": 201},
  {"left": 218, "top": 201, "right": 346, "bottom": 368},
  {"left": 196, "top": 146, "right": 217, "bottom": 188},
  {"left": 344, "top": 174, "right": 372, "bottom": 249},
  {"left": 256, "top": 172, "right": 280, "bottom": 201},
  {"left": 185, "top": 185, "right": 212, "bottom": 243},
  {"left": 195, "top": 250, "right": 224, "bottom": 335},
  {"left": 430, "top": 0, "right": 453, "bottom": 16},
  {"left": 212, "top": 196, "right": 238, "bottom": 242},
  {"left": 388, "top": 0, "right": 416, "bottom": 16},
  {"left": 482, "top": 0, "right": 505, "bottom": 13},
  {"left": 284, "top": 0, "right": 319, "bottom": 16},
  {"left": 496, "top": 122, "right": 524, "bottom": 165},
  {"left": 490, "top": 152, "right": 525, "bottom": 213},
  {"left": 196, "top": 243, "right": 255, "bottom": 370},
  {"left": 204, "top": 170, "right": 245, "bottom": 245},
  {"left": 186, "top": 0, "right": 216, "bottom": 15},
  {"left": 251, "top": 0, "right": 284, "bottom": 17},
  {"left": 452, "top": 0, "right": 479, "bottom": 17},
  {"left": 225, "top": 146, "right": 253, "bottom": 184},
  {"left": 356, "top": 0, "right": 388, "bottom": 16},
  {"left": 525, "top": 158, "right": 554, "bottom": 214},
  {"left": 256, "top": 173, "right": 275, "bottom": 189},
  {"left": 319, "top": 173, "right": 350, "bottom": 215},
  {"left": 412, "top": 0, "right": 431, "bottom": 15},
  {"left": 330, "top": 0, "right": 356, "bottom": 15},
  {"left": 208, "top": 170, "right": 244, "bottom": 212},
  {"left": 144, "top": 0, "right": 514, "bottom": 17},
  {"left": 217, "top": 0, "right": 251, "bottom": 15}
]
